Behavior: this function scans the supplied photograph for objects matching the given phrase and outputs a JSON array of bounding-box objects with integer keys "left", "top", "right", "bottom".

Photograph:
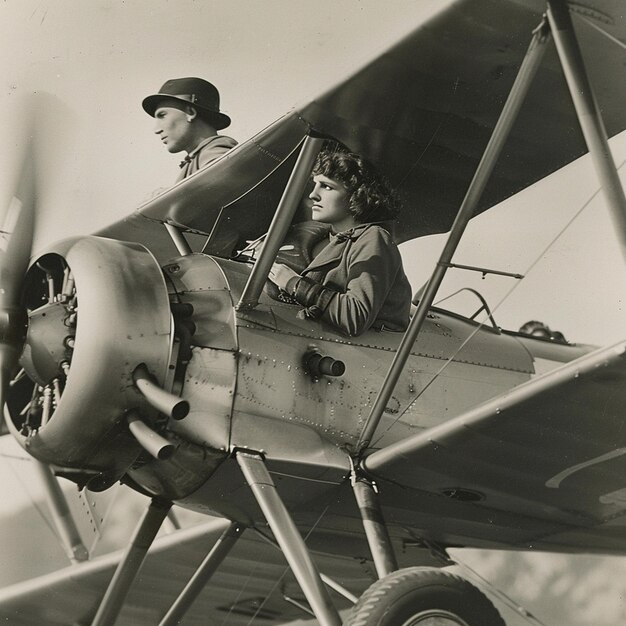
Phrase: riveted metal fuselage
[
  {"left": 126, "top": 252, "right": 537, "bottom": 520},
  {"left": 9, "top": 241, "right": 585, "bottom": 525}
]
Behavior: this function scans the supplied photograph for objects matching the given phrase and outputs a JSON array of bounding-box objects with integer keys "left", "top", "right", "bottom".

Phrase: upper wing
[
  {"left": 298, "top": 0, "right": 625, "bottom": 239},
  {"left": 97, "top": 0, "right": 625, "bottom": 253},
  {"left": 363, "top": 342, "right": 626, "bottom": 554}
]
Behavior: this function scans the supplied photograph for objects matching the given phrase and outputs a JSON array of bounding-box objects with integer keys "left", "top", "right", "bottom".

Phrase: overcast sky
[{"left": 1, "top": 2, "right": 625, "bottom": 624}]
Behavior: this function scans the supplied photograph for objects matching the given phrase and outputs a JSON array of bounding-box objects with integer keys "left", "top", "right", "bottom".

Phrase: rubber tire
[{"left": 343, "top": 567, "right": 506, "bottom": 626}]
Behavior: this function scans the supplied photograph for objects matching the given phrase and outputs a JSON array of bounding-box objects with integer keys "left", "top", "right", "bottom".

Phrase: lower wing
[{"left": 364, "top": 342, "right": 626, "bottom": 554}]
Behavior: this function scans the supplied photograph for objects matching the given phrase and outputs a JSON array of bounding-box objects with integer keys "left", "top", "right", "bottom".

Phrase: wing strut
[
  {"left": 158, "top": 521, "right": 244, "bottom": 626},
  {"left": 354, "top": 17, "right": 552, "bottom": 455},
  {"left": 236, "top": 451, "right": 342, "bottom": 626},
  {"left": 236, "top": 135, "right": 323, "bottom": 310},
  {"left": 546, "top": 0, "right": 626, "bottom": 256},
  {"left": 164, "top": 222, "right": 193, "bottom": 256},
  {"left": 91, "top": 497, "right": 172, "bottom": 626}
]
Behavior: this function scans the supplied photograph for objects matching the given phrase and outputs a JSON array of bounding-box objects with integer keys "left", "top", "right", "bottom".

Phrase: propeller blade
[
  {"left": 0, "top": 369, "right": 5, "bottom": 426},
  {"left": 0, "top": 143, "right": 36, "bottom": 308},
  {"left": 0, "top": 130, "right": 38, "bottom": 405}
]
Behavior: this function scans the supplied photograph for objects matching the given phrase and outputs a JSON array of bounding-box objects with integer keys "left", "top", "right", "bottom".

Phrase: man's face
[{"left": 153, "top": 100, "right": 195, "bottom": 154}]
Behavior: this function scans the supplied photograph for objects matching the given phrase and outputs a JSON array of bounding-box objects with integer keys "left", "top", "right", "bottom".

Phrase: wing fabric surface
[
  {"left": 363, "top": 342, "right": 626, "bottom": 554},
  {"left": 298, "top": 0, "right": 625, "bottom": 239},
  {"left": 0, "top": 518, "right": 367, "bottom": 625},
  {"left": 97, "top": 113, "right": 309, "bottom": 263},
  {"left": 97, "top": 0, "right": 625, "bottom": 250}
]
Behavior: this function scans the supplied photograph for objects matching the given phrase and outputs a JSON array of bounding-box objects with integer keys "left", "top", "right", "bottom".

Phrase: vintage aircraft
[{"left": 1, "top": 0, "right": 625, "bottom": 624}]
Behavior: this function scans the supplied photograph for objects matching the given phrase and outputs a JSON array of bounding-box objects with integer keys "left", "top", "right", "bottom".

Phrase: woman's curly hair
[{"left": 312, "top": 142, "right": 400, "bottom": 224}]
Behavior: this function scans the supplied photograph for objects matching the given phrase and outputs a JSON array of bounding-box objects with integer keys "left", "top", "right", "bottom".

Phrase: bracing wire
[
  {"left": 451, "top": 554, "right": 548, "bottom": 626},
  {"left": 219, "top": 557, "right": 263, "bottom": 626},
  {"left": 2, "top": 406, "right": 61, "bottom": 546},
  {"left": 397, "top": 73, "right": 461, "bottom": 188},
  {"left": 578, "top": 14, "right": 626, "bottom": 51},
  {"left": 245, "top": 504, "right": 330, "bottom": 626},
  {"left": 371, "top": 159, "right": 625, "bottom": 447}
]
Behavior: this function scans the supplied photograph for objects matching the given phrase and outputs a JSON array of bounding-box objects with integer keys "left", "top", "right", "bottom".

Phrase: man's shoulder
[
  {"left": 208, "top": 134, "right": 238, "bottom": 149},
  {"left": 198, "top": 134, "right": 238, "bottom": 153},
  {"left": 196, "top": 135, "right": 238, "bottom": 167}
]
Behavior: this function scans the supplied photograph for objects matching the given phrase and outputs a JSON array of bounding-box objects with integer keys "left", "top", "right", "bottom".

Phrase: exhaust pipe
[
  {"left": 127, "top": 411, "right": 175, "bottom": 460},
  {"left": 133, "top": 364, "right": 189, "bottom": 420}
]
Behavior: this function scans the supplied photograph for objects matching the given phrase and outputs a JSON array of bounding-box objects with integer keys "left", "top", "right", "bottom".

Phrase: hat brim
[{"left": 142, "top": 94, "right": 231, "bottom": 130}]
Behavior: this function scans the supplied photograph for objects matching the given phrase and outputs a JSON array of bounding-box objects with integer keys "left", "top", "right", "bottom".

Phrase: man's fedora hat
[{"left": 142, "top": 77, "right": 231, "bottom": 130}]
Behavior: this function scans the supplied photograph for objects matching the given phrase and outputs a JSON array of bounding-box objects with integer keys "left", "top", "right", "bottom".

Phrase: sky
[{"left": 1, "top": 1, "right": 625, "bottom": 624}]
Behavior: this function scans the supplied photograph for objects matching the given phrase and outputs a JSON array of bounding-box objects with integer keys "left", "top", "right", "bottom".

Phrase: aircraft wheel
[{"left": 343, "top": 567, "right": 505, "bottom": 626}]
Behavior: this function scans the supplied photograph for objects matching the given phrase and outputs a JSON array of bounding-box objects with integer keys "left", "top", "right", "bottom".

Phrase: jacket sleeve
[
  {"left": 289, "top": 228, "right": 402, "bottom": 336},
  {"left": 287, "top": 275, "right": 338, "bottom": 320}
]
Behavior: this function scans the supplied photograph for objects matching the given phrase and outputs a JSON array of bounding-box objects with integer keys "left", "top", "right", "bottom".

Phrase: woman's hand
[{"left": 269, "top": 263, "right": 299, "bottom": 291}]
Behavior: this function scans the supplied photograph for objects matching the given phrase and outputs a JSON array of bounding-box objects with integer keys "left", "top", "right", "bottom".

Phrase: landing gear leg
[
  {"left": 236, "top": 451, "right": 342, "bottom": 626},
  {"left": 352, "top": 476, "right": 398, "bottom": 578}
]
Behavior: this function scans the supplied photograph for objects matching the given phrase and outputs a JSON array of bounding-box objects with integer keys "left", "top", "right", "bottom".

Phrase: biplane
[{"left": 1, "top": 0, "right": 625, "bottom": 624}]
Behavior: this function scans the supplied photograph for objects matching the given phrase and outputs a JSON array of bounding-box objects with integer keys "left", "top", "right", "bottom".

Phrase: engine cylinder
[{"left": 7, "top": 236, "right": 173, "bottom": 481}]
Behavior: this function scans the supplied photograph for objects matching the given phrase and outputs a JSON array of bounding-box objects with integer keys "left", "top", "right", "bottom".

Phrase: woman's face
[{"left": 309, "top": 174, "right": 353, "bottom": 229}]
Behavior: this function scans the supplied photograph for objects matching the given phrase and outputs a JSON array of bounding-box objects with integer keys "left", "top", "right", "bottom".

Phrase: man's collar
[
  {"left": 179, "top": 135, "right": 220, "bottom": 168},
  {"left": 187, "top": 134, "right": 220, "bottom": 158}
]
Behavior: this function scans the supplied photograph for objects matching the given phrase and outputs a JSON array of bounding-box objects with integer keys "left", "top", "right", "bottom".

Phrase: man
[{"left": 142, "top": 77, "right": 237, "bottom": 181}]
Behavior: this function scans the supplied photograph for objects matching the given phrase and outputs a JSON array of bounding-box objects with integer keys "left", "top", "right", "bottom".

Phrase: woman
[{"left": 269, "top": 146, "right": 412, "bottom": 336}]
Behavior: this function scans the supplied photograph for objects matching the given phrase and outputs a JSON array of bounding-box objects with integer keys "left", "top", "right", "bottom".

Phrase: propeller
[{"left": 0, "top": 132, "right": 37, "bottom": 413}]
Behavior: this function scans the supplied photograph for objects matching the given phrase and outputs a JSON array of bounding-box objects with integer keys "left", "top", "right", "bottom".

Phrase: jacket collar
[
  {"left": 179, "top": 135, "right": 227, "bottom": 167},
  {"left": 330, "top": 222, "right": 380, "bottom": 242},
  {"left": 188, "top": 134, "right": 221, "bottom": 158},
  {"left": 303, "top": 223, "right": 388, "bottom": 273}
]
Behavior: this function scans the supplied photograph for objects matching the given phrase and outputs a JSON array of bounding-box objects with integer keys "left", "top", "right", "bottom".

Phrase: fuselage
[
  {"left": 8, "top": 240, "right": 593, "bottom": 528},
  {"left": 126, "top": 252, "right": 588, "bottom": 520}
]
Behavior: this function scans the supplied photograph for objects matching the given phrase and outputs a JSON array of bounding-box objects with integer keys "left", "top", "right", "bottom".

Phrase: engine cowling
[{"left": 6, "top": 236, "right": 173, "bottom": 489}]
